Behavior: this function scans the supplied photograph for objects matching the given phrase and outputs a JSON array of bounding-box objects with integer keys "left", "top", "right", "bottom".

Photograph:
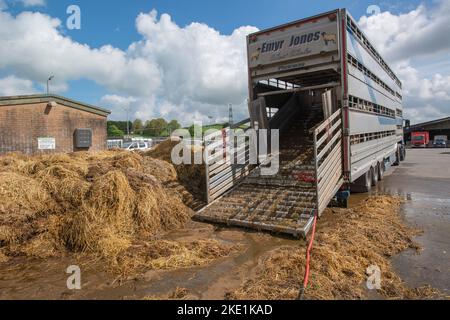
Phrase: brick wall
[{"left": 0, "top": 102, "right": 107, "bottom": 155}]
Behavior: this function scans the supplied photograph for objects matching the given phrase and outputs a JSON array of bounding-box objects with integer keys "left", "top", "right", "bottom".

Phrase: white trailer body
[
  {"left": 345, "top": 13, "right": 404, "bottom": 182},
  {"left": 247, "top": 9, "right": 404, "bottom": 188}
]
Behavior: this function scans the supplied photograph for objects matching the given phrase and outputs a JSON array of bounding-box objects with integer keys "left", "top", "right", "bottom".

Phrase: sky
[{"left": 0, "top": 0, "right": 448, "bottom": 125}]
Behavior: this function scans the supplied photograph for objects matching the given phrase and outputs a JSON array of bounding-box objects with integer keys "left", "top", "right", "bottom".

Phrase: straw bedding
[
  {"left": 115, "top": 239, "right": 240, "bottom": 275},
  {"left": 146, "top": 140, "right": 206, "bottom": 210},
  {"left": 0, "top": 148, "right": 226, "bottom": 272},
  {"left": 231, "top": 196, "right": 441, "bottom": 300}
]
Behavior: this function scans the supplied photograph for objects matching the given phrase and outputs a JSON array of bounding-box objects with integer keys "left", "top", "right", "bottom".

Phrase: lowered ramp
[{"left": 195, "top": 94, "right": 344, "bottom": 238}]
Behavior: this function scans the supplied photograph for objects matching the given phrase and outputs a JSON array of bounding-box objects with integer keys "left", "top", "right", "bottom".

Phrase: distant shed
[
  {"left": 405, "top": 117, "right": 450, "bottom": 143},
  {"left": 0, "top": 94, "right": 111, "bottom": 155}
]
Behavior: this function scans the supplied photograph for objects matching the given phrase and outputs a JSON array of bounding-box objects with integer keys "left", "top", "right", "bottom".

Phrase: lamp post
[
  {"left": 47, "top": 75, "right": 54, "bottom": 95},
  {"left": 126, "top": 106, "right": 130, "bottom": 136},
  {"left": 228, "top": 103, "right": 234, "bottom": 127},
  {"left": 120, "top": 105, "right": 131, "bottom": 136}
]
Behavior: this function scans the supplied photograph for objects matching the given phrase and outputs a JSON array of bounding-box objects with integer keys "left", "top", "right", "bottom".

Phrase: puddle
[
  {"left": 376, "top": 150, "right": 450, "bottom": 295},
  {"left": 0, "top": 222, "right": 301, "bottom": 300}
]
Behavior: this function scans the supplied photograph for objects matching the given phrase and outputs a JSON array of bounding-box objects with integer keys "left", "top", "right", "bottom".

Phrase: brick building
[{"left": 0, "top": 94, "right": 110, "bottom": 155}]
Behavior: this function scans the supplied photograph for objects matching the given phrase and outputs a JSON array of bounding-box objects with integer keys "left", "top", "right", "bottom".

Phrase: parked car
[
  {"left": 122, "top": 141, "right": 151, "bottom": 151},
  {"left": 433, "top": 138, "right": 447, "bottom": 148}
]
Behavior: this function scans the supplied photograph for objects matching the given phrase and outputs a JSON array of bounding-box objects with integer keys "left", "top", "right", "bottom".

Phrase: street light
[
  {"left": 119, "top": 105, "right": 131, "bottom": 136},
  {"left": 126, "top": 106, "right": 130, "bottom": 136},
  {"left": 47, "top": 75, "right": 54, "bottom": 95},
  {"left": 228, "top": 104, "right": 234, "bottom": 127}
]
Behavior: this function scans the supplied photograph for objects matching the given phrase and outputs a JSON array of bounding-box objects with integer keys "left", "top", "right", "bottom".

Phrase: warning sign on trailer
[{"left": 38, "top": 137, "right": 56, "bottom": 150}]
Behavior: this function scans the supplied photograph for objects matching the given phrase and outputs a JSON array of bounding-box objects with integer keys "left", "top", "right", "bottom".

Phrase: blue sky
[
  {"left": 11, "top": 0, "right": 426, "bottom": 50},
  {"left": 0, "top": 0, "right": 448, "bottom": 124}
]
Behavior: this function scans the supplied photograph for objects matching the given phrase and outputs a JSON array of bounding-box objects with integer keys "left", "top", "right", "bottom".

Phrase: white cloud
[
  {"left": 403, "top": 103, "right": 447, "bottom": 124},
  {"left": 359, "top": 1, "right": 450, "bottom": 124},
  {"left": 2, "top": 3, "right": 445, "bottom": 125},
  {"left": 0, "top": 75, "right": 36, "bottom": 95},
  {"left": 100, "top": 95, "right": 138, "bottom": 120},
  {"left": 359, "top": 1, "right": 450, "bottom": 63},
  {"left": 131, "top": 10, "right": 256, "bottom": 107},
  {"left": 0, "top": 11, "right": 162, "bottom": 97},
  {"left": 0, "top": 9, "right": 257, "bottom": 125},
  {"left": 394, "top": 62, "right": 450, "bottom": 100}
]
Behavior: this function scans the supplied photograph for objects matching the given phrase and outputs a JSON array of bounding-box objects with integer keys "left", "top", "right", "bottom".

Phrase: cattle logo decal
[
  {"left": 251, "top": 48, "right": 261, "bottom": 62},
  {"left": 322, "top": 32, "right": 337, "bottom": 46}
]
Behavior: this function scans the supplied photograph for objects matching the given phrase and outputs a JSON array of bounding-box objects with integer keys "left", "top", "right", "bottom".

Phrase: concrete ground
[{"left": 378, "top": 148, "right": 450, "bottom": 296}]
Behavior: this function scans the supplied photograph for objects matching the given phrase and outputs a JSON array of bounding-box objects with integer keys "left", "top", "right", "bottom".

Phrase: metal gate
[
  {"left": 204, "top": 119, "right": 252, "bottom": 203},
  {"left": 313, "top": 106, "right": 344, "bottom": 215}
]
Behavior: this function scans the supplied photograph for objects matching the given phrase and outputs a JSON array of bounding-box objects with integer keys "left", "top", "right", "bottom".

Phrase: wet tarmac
[{"left": 377, "top": 149, "right": 450, "bottom": 296}]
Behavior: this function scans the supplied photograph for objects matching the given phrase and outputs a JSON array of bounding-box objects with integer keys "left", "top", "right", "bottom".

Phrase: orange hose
[{"left": 298, "top": 212, "right": 318, "bottom": 300}]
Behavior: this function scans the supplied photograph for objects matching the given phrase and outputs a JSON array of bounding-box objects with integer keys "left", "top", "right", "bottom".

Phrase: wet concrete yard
[{"left": 378, "top": 148, "right": 450, "bottom": 296}]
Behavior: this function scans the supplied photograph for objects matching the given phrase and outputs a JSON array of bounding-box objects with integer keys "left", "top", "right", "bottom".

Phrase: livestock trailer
[{"left": 195, "top": 9, "right": 405, "bottom": 237}]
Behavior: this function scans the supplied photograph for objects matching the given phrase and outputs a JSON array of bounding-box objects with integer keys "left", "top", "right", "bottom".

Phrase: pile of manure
[
  {"left": 145, "top": 139, "right": 206, "bottom": 210},
  {"left": 0, "top": 149, "right": 218, "bottom": 271},
  {"left": 231, "top": 195, "right": 441, "bottom": 300}
]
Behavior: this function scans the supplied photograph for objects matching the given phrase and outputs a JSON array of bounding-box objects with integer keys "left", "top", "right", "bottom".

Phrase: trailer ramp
[{"left": 195, "top": 105, "right": 343, "bottom": 238}]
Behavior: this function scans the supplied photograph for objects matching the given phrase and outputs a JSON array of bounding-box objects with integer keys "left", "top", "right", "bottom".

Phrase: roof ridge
[{"left": 0, "top": 94, "right": 110, "bottom": 116}]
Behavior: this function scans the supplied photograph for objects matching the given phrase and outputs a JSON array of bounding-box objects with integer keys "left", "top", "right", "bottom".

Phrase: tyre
[
  {"left": 352, "top": 169, "right": 372, "bottom": 193},
  {"left": 371, "top": 166, "right": 378, "bottom": 187},
  {"left": 341, "top": 197, "right": 349, "bottom": 209},
  {"left": 378, "top": 161, "right": 385, "bottom": 181},
  {"left": 393, "top": 147, "right": 400, "bottom": 166},
  {"left": 400, "top": 146, "right": 406, "bottom": 161}
]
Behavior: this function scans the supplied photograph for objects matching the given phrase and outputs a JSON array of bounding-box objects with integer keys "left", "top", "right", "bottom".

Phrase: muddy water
[{"left": 0, "top": 221, "right": 301, "bottom": 300}]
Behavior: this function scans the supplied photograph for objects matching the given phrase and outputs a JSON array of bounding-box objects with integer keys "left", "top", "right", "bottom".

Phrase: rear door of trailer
[
  {"left": 247, "top": 10, "right": 347, "bottom": 216},
  {"left": 247, "top": 10, "right": 343, "bottom": 102}
]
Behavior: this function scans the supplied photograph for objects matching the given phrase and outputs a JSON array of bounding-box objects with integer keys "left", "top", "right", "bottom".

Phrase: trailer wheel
[
  {"left": 378, "top": 162, "right": 385, "bottom": 181},
  {"left": 393, "top": 147, "right": 401, "bottom": 166},
  {"left": 371, "top": 166, "right": 378, "bottom": 186},
  {"left": 363, "top": 169, "right": 372, "bottom": 192},
  {"left": 400, "top": 146, "right": 406, "bottom": 162},
  {"left": 352, "top": 169, "right": 372, "bottom": 193}
]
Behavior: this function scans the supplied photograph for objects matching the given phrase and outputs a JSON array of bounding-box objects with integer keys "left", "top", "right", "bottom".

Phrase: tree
[
  {"left": 107, "top": 121, "right": 132, "bottom": 134},
  {"left": 168, "top": 120, "right": 181, "bottom": 134},
  {"left": 188, "top": 124, "right": 204, "bottom": 137},
  {"left": 107, "top": 124, "right": 124, "bottom": 137},
  {"left": 144, "top": 118, "right": 168, "bottom": 137},
  {"left": 133, "top": 119, "right": 144, "bottom": 135}
]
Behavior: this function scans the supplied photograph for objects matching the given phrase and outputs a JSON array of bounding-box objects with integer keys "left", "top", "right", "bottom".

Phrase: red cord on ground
[{"left": 298, "top": 212, "right": 318, "bottom": 300}]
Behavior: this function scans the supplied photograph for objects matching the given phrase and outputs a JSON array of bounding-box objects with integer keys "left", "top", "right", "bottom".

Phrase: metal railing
[
  {"left": 204, "top": 118, "right": 252, "bottom": 203},
  {"left": 313, "top": 109, "right": 344, "bottom": 215}
]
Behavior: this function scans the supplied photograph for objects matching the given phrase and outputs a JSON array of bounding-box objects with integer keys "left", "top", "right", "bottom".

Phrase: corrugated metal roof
[{"left": 411, "top": 117, "right": 450, "bottom": 128}]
